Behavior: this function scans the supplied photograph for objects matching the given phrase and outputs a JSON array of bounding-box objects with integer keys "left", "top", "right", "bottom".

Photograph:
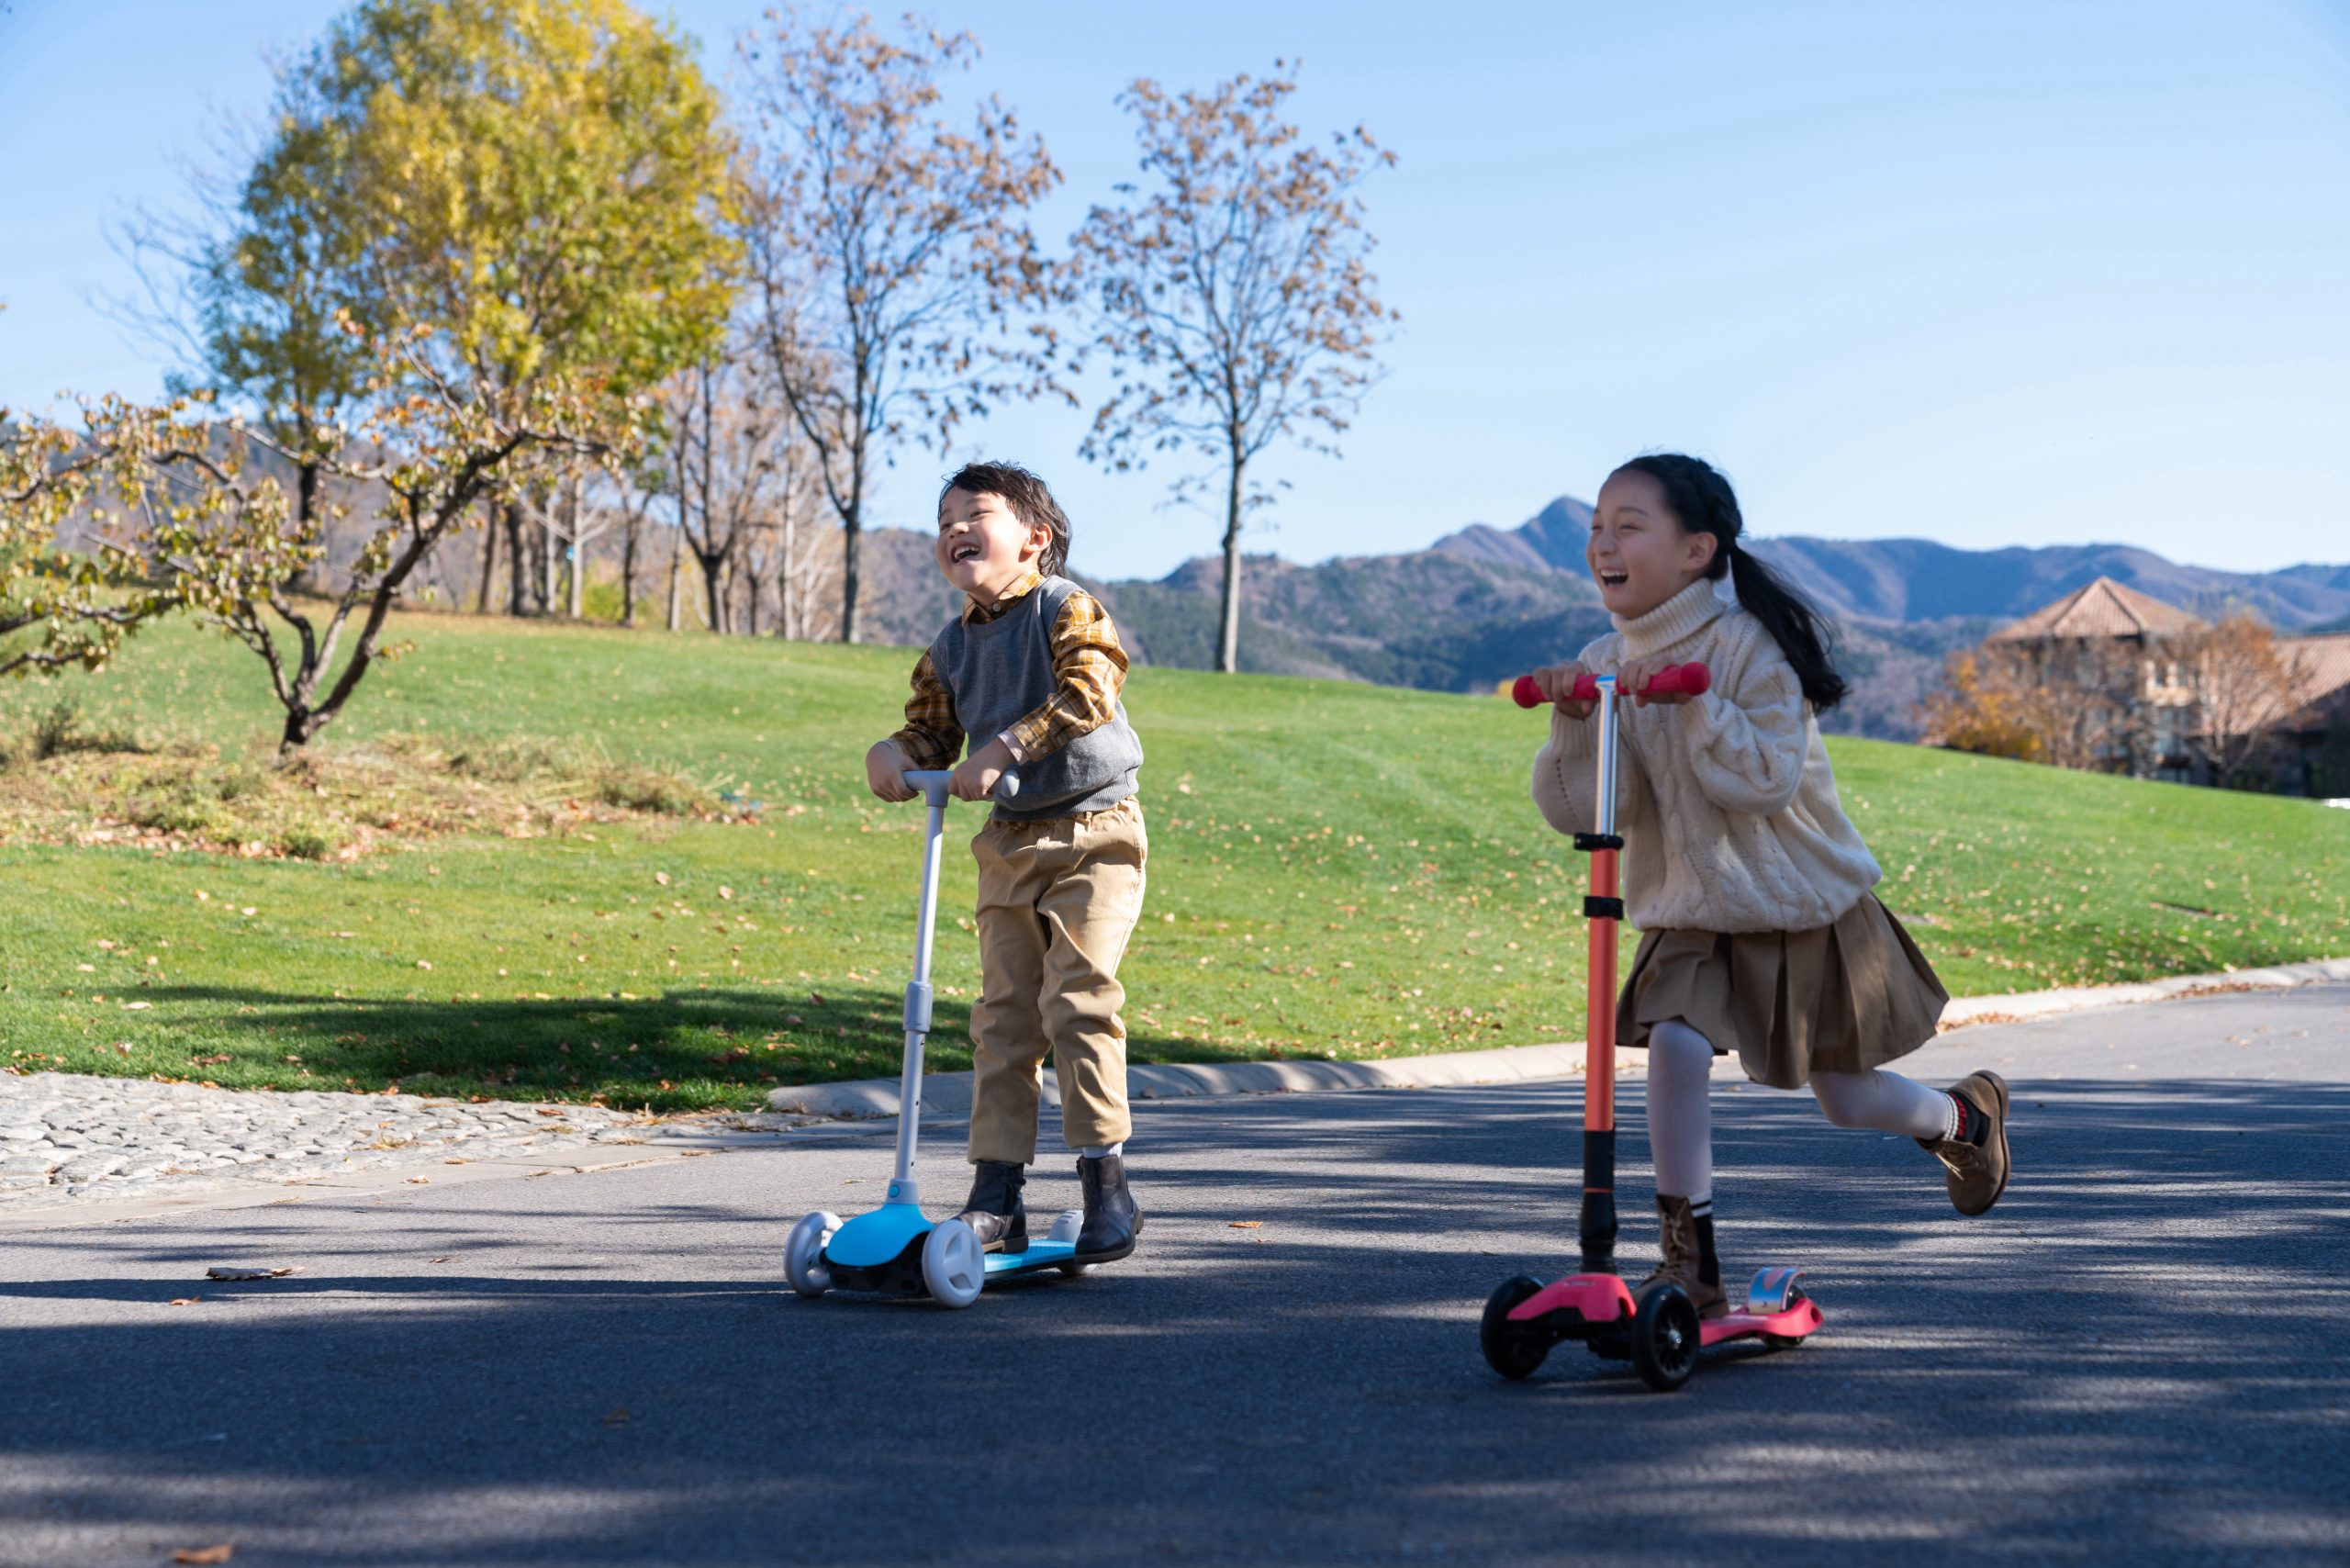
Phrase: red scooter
[{"left": 1481, "top": 663, "right": 1823, "bottom": 1392}]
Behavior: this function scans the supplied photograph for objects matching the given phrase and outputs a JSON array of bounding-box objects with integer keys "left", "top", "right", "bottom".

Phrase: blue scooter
[{"left": 783, "top": 767, "right": 1094, "bottom": 1307}]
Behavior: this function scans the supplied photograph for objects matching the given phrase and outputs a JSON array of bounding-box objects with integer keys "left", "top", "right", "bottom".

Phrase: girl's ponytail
[{"left": 1614, "top": 454, "right": 1850, "bottom": 711}]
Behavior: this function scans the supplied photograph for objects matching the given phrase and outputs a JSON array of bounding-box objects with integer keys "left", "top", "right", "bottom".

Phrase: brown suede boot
[
  {"left": 1638, "top": 1194, "right": 1727, "bottom": 1318},
  {"left": 1920, "top": 1070, "right": 2011, "bottom": 1216}
]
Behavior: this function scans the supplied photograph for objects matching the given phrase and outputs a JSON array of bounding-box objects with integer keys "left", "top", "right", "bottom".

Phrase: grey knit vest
[{"left": 928, "top": 576, "right": 1143, "bottom": 823}]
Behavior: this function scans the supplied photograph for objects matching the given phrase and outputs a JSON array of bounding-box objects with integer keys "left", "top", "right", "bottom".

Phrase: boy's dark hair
[
  {"left": 1613, "top": 453, "right": 1850, "bottom": 711},
  {"left": 941, "top": 461, "right": 1071, "bottom": 578}
]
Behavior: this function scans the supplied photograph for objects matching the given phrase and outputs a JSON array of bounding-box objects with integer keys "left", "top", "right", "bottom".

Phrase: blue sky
[{"left": 3, "top": 0, "right": 2346, "bottom": 583}]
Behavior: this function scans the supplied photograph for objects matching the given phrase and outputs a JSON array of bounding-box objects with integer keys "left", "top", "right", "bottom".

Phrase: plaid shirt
[{"left": 889, "top": 571, "right": 1130, "bottom": 769}]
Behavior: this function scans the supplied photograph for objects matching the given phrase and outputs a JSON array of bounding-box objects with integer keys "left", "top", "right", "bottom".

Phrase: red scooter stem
[{"left": 1512, "top": 663, "right": 1710, "bottom": 707}]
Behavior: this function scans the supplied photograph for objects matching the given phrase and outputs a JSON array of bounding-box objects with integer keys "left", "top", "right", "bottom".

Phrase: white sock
[
  {"left": 1810, "top": 1069, "right": 1953, "bottom": 1140},
  {"left": 1076, "top": 1142, "right": 1124, "bottom": 1160},
  {"left": 1644, "top": 1020, "right": 1716, "bottom": 1200}
]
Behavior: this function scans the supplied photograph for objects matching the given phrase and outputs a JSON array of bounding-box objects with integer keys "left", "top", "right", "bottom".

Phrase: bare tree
[
  {"left": 1069, "top": 62, "right": 1394, "bottom": 673},
  {"left": 667, "top": 352, "right": 790, "bottom": 634},
  {"left": 736, "top": 7, "right": 1061, "bottom": 644},
  {"left": 2183, "top": 612, "right": 2297, "bottom": 789}
]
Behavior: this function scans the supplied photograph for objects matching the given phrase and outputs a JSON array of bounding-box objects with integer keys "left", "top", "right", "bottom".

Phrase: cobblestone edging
[{"left": 0, "top": 1074, "right": 800, "bottom": 1213}]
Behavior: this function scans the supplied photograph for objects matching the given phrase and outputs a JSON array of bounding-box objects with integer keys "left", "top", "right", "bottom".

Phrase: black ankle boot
[
  {"left": 1074, "top": 1153, "right": 1142, "bottom": 1262},
  {"left": 956, "top": 1160, "right": 1028, "bottom": 1254}
]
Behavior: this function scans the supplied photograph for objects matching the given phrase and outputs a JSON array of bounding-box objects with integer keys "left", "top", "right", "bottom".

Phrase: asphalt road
[{"left": 5, "top": 986, "right": 2347, "bottom": 1567}]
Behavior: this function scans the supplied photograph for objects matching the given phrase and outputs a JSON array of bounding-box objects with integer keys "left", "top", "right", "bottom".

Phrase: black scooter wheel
[
  {"left": 1630, "top": 1283, "right": 1701, "bottom": 1393},
  {"left": 1481, "top": 1276, "right": 1550, "bottom": 1380}
]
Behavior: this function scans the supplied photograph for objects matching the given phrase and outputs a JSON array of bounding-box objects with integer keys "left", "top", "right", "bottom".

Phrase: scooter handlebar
[
  {"left": 1511, "top": 662, "right": 1712, "bottom": 708},
  {"left": 901, "top": 767, "right": 1022, "bottom": 805}
]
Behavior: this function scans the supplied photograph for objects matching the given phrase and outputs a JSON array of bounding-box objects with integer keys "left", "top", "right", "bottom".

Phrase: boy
[{"left": 863, "top": 462, "right": 1148, "bottom": 1262}]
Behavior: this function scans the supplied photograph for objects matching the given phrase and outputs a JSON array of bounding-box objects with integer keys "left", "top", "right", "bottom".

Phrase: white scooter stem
[{"left": 890, "top": 767, "right": 1021, "bottom": 1204}]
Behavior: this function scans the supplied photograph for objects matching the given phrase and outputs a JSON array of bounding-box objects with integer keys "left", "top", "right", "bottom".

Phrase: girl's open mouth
[{"left": 1598, "top": 569, "right": 1629, "bottom": 588}]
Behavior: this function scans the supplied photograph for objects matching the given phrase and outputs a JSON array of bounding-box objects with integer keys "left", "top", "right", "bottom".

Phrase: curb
[{"left": 764, "top": 956, "right": 2350, "bottom": 1121}]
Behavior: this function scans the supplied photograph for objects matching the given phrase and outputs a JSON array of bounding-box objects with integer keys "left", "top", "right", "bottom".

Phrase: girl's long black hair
[{"left": 1614, "top": 454, "right": 1850, "bottom": 711}]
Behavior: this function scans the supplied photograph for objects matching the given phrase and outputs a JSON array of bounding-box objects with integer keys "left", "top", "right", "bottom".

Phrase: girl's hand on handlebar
[
  {"left": 865, "top": 741, "right": 918, "bottom": 802},
  {"left": 1621, "top": 655, "right": 1697, "bottom": 708},
  {"left": 950, "top": 735, "right": 1015, "bottom": 801},
  {"left": 1530, "top": 660, "right": 1596, "bottom": 719}
]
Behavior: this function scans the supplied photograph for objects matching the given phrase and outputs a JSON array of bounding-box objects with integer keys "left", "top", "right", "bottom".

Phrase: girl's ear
[{"left": 1685, "top": 530, "right": 1720, "bottom": 574}]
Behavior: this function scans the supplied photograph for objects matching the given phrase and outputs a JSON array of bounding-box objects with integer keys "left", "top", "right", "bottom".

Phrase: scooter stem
[
  {"left": 890, "top": 774, "right": 955, "bottom": 1203},
  {"left": 1578, "top": 675, "right": 1623, "bottom": 1273}
]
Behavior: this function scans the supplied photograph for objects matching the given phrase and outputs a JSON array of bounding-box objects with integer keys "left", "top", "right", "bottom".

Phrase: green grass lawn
[{"left": 2, "top": 610, "right": 2344, "bottom": 1110}]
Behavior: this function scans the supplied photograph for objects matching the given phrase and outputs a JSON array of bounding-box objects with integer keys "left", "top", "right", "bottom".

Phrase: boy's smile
[{"left": 935, "top": 487, "right": 1049, "bottom": 602}]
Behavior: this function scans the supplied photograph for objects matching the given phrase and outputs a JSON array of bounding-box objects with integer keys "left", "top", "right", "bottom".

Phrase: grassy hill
[{"left": 2, "top": 610, "right": 2344, "bottom": 1111}]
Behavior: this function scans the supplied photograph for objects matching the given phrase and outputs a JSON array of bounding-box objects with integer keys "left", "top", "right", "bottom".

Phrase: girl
[{"left": 1528, "top": 454, "right": 2009, "bottom": 1318}]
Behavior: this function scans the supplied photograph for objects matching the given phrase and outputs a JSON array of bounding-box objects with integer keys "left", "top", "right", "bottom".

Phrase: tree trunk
[
  {"left": 743, "top": 535, "right": 762, "bottom": 637},
  {"left": 840, "top": 455, "right": 865, "bottom": 644},
  {"left": 1215, "top": 456, "right": 1245, "bottom": 674},
  {"left": 477, "top": 500, "right": 500, "bottom": 614},
  {"left": 620, "top": 513, "right": 640, "bottom": 628},
  {"left": 700, "top": 549, "right": 729, "bottom": 635},
  {"left": 541, "top": 510, "right": 559, "bottom": 616},
  {"left": 505, "top": 501, "right": 529, "bottom": 616},
  {"left": 666, "top": 523, "right": 683, "bottom": 632}
]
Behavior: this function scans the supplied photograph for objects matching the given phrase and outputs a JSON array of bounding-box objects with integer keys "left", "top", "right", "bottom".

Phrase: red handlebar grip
[{"left": 1516, "top": 663, "right": 1713, "bottom": 706}]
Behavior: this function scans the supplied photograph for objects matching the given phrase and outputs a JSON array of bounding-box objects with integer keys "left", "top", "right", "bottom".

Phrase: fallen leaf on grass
[
  {"left": 205, "top": 1267, "right": 298, "bottom": 1282},
  {"left": 168, "top": 1297, "right": 202, "bottom": 1306},
  {"left": 172, "top": 1547, "right": 233, "bottom": 1564},
  {"left": 1227, "top": 1221, "right": 1264, "bottom": 1229}
]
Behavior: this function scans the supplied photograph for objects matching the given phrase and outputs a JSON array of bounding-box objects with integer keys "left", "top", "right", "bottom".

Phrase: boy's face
[
  {"left": 1588, "top": 469, "right": 1717, "bottom": 620},
  {"left": 936, "top": 487, "right": 1050, "bottom": 600}
]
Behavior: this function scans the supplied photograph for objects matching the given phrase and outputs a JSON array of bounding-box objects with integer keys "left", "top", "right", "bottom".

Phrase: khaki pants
[{"left": 967, "top": 797, "right": 1147, "bottom": 1164}]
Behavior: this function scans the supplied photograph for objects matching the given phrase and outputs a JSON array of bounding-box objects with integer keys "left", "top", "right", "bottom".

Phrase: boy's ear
[{"left": 1024, "top": 521, "right": 1052, "bottom": 561}]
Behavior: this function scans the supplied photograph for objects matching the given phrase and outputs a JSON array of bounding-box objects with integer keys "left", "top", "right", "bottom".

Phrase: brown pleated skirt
[{"left": 1617, "top": 895, "right": 1950, "bottom": 1090}]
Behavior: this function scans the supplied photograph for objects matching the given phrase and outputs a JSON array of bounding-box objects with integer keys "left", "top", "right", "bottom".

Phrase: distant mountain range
[{"left": 854, "top": 496, "right": 2350, "bottom": 742}]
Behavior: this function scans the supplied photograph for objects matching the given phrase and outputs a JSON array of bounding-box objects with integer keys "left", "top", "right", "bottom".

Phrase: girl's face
[
  {"left": 935, "top": 487, "right": 1049, "bottom": 600},
  {"left": 1587, "top": 469, "right": 1719, "bottom": 620}
]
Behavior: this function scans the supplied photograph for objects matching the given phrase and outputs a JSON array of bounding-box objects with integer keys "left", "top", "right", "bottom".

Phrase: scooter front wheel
[
  {"left": 785, "top": 1210, "right": 841, "bottom": 1298},
  {"left": 923, "top": 1216, "right": 986, "bottom": 1308},
  {"left": 1481, "top": 1276, "right": 1550, "bottom": 1380},
  {"left": 1630, "top": 1283, "right": 1701, "bottom": 1392}
]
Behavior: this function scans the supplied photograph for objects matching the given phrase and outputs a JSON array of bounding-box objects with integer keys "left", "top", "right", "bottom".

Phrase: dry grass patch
[{"left": 0, "top": 700, "right": 744, "bottom": 860}]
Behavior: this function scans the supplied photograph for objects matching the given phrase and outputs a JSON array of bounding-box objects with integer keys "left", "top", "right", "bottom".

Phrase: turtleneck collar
[{"left": 1614, "top": 577, "right": 1727, "bottom": 656}]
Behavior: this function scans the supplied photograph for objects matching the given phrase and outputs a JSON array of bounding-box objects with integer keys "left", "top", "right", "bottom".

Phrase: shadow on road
[{"left": 3, "top": 1076, "right": 2346, "bottom": 1566}]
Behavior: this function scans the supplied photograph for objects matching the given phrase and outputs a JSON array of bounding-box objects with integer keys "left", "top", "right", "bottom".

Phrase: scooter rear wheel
[
  {"left": 1630, "top": 1283, "right": 1701, "bottom": 1392},
  {"left": 1481, "top": 1276, "right": 1550, "bottom": 1380},
  {"left": 1762, "top": 1285, "right": 1813, "bottom": 1350}
]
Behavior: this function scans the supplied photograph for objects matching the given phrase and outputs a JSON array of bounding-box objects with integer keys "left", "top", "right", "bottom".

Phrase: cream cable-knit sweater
[{"left": 1530, "top": 578, "right": 1881, "bottom": 935}]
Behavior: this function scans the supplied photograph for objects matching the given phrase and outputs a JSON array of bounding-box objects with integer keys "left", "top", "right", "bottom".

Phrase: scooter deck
[
  {"left": 983, "top": 1239, "right": 1089, "bottom": 1280},
  {"left": 1509, "top": 1268, "right": 1821, "bottom": 1354}
]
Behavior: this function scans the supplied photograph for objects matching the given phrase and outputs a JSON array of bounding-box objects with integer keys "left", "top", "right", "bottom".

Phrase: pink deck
[
  {"left": 1510, "top": 1273, "right": 1634, "bottom": 1325},
  {"left": 1509, "top": 1271, "right": 1824, "bottom": 1346}
]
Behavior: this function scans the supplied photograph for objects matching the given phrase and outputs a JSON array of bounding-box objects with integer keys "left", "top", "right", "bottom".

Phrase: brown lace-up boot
[{"left": 1637, "top": 1194, "right": 1727, "bottom": 1318}]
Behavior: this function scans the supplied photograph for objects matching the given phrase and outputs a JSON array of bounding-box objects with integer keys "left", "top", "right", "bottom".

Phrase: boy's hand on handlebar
[
  {"left": 865, "top": 741, "right": 918, "bottom": 802},
  {"left": 1530, "top": 660, "right": 1596, "bottom": 719},
  {"left": 950, "top": 736, "right": 1015, "bottom": 802},
  {"left": 1621, "top": 655, "right": 1697, "bottom": 707}
]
